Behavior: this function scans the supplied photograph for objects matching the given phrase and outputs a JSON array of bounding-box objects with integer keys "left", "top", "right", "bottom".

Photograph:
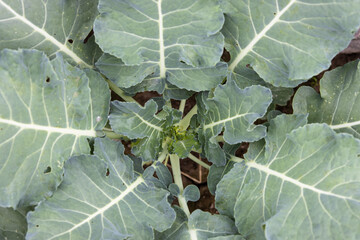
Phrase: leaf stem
[
  {"left": 157, "top": 137, "right": 171, "bottom": 163},
  {"left": 164, "top": 154, "right": 169, "bottom": 166},
  {"left": 103, "top": 77, "right": 137, "bottom": 103},
  {"left": 187, "top": 153, "right": 210, "bottom": 169},
  {"left": 178, "top": 105, "right": 197, "bottom": 131},
  {"left": 157, "top": 148, "right": 169, "bottom": 163},
  {"left": 169, "top": 154, "right": 190, "bottom": 217},
  {"left": 165, "top": 100, "right": 172, "bottom": 108},
  {"left": 229, "top": 155, "right": 243, "bottom": 163},
  {"left": 102, "top": 129, "right": 128, "bottom": 140},
  {"left": 179, "top": 99, "right": 186, "bottom": 113}
]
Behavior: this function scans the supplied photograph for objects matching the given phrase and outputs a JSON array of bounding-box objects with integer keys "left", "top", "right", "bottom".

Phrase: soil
[{"left": 112, "top": 32, "right": 360, "bottom": 214}]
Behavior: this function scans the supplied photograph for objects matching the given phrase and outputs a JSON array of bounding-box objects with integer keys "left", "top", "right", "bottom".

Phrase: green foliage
[{"left": 0, "top": 0, "right": 360, "bottom": 239}]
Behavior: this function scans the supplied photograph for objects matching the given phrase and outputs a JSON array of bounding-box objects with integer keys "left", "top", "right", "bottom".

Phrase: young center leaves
[
  {"left": 0, "top": 0, "right": 101, "bottom": 67},
  {"left": 293, "top": 59, "right": 360, "bottom": 138},
  {"left": 222, "top": 0, "right": 360, "bottom": 87},
  {"left": 94, "top": 0, "right": 227, "bottom": 91},
  {"left": 0, "top": 49, "right": 110, "bottom": 208},
  {"left": 27, "top": 138, "right": 175, "bottom": 240},
  {"left": 216, "top": 115, "right": 360, "bottom": 239},
  {"left": 109, "top": 100, "right": 166, "bottom": 161}
]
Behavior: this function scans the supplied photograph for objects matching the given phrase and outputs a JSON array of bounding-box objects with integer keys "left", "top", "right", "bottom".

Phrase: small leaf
[
  {"left": 208, "top": 159, "right": 235, "bottom": 196},
  {"left": 197, "top": 80, "right": 272, "bottom": 165},
  {"left": 155, "top": 162, "right": 173, "bottom": 187},
  {"left": 207, "top": 143, "right": 239, "bottom": 195},
  {"left": 172, "top": 134, "right": 198, "bottom": 159},
  {"left": 183, "top": 185, "right": 200, "bottom": 202},
  {"left": 109, "top": 100, "right": 164, "bottom": 161},
  {"left": 168, "top": 183, "right": 180, "bottom": 197}
]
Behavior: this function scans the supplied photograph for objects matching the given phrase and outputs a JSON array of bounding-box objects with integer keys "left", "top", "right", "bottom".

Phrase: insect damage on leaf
[{"left": 1, "top": 0, "right": 360, "bottom": 239}]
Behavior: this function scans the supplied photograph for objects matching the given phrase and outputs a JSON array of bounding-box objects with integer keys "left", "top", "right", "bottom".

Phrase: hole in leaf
[
  {"left": 45, "top": 77, "right": 50, "bottom": 83},
  {"left": 221, "top": 48, "right": 231, "bottom": 62},
  {"left": 83, "top": 29, "right": 94, "bottom": 44},
  {"left": 44, "top": 166, "right": 51, "bottom": 174},
  {"left": 87, "top": 138, "right": 95, "bottom": 155},
  {"left": 106, "top": 168, "right": 110, "bottom": 176},
  {"left": 68, "top": 39, "right": 73, "bottom": 44}
]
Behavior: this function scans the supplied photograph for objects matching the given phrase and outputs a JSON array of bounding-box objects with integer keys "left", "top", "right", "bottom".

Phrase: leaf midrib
[
  {"left": 157, "top": 0, "right": 166, "bottom": 78},
  {"left": 247, "top": 161, "right": 358, "bottom": 202},
  {"left": 330, "top": 120, "right": 360, "bottom": 130},
  {"left": 203, "top": 113, "right": 249, "bottom": 129},
  {"left": 0, "top": 0, "right": 91, "bottom": 68},
  {"left": 228, "top": 0, "right": 297, "bottom": 71},
  {"left": 0, "top": 117, "right": 96, "bottom": 137},
  {"left": 47, "top": 177, "right": 144, "bottom": 240}
]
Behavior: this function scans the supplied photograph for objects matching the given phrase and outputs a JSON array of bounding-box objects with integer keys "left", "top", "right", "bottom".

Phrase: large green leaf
[
  {"left": 216, "top": 114, "right": 360, "bottom": 239},
  {"left": 94, "top": 0, "right": 226, "bottom": 91},
  {"left": 155, "top": 207, "right": 238, "bottom": 240},
  {"left": 0, "top": 0, "right": 101, "bottom": 67},
  {"left": 0, "top": 49, "right": 110, "bottom": 208},
  {"left": 222, "top": 0, "right": 360, "bottom": 87},
  {"left": 197, "top": 80, "right": 272, "bottom": 165},
  {"left": 293, "top": 60, "right": 360, "bottom": 138},
  {"left": 27, "top": 138, "right": 175, "bottom": 240},
  {"left": 0, "top": 207, "right": 29, "bottom": 240}
]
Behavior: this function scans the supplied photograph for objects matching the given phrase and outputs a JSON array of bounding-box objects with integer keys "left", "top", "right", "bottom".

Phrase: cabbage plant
[{"left": 0, "top": 0, "right": 360, "bottom": 239}]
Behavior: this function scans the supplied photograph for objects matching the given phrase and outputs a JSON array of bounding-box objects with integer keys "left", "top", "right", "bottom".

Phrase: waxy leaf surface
[
  {"left": 0, "top": 49, "right": 110, "bottom": 208},
  {"left": 109, "top": 100, "right": 181, "bottom": 161},
  {"left": 216, "top": 115, "right": 360, "bottom": 239},
  {"left": 0, "top": 0, "right": 101, "bottom": 67},
  {"left": 0, "top": 207, "right": 28, "bottom": 240},
  {"left": 222, "top": 0, "right": 360, "bottom": 87},
  {"left": 27, "top": 138, "right": 175, "bottom": 240},
  {"left": 294, "top": 60, "right": 360, "bottom": 138},
  {"left": 94, "top": 0, "right": 226, "bottom": 91},
  {"left": 155, "top": 208, "right": 238, "bottom": 240},
  {"left": 197, "top": 81, "right": 272, "bottom": 165}
]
